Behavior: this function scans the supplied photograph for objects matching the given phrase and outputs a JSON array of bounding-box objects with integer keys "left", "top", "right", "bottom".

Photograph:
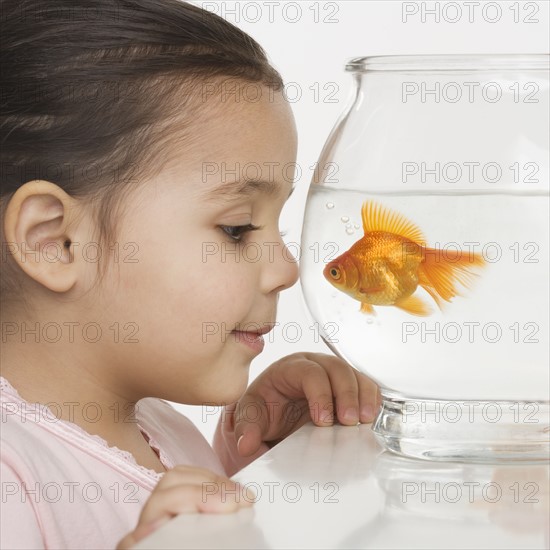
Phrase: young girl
[{"left": 0, "top": 1, "right": 380, "bottom": 548}]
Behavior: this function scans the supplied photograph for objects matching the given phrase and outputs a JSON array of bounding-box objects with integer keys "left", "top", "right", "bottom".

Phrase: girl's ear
[{"left": 3, "top": 180, "right": 84, "bottom": 293}]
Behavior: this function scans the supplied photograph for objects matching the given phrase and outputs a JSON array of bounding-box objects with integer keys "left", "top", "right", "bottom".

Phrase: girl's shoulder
[
  {"left": 0, "top": 375, "right": 155, "bottom": 549},
  {"left": 0, "top": 376, "right": 162, "bottom": 485},
  {"left": 0, "top": 376, "right": 226, "bottom": 479}
]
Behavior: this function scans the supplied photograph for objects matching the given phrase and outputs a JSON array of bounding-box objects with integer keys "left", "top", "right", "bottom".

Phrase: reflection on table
[{"left": 136, "top": 422, "right": 550, "bottom": 550}]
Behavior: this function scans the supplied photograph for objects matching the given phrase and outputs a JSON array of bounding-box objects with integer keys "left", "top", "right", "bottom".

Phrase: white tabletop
[{"left": 136, "top": 422, "right": 549, "bottom": 549}]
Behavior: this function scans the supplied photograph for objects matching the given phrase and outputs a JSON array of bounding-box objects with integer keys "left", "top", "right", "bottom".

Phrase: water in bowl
[{"left": 300, "top": 185, "right": 549, "bottom": 461}]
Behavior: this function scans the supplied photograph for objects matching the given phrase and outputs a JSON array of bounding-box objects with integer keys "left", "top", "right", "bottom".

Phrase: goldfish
[{"left": 323, "top": 200, "right": 485, "bottom": 316}]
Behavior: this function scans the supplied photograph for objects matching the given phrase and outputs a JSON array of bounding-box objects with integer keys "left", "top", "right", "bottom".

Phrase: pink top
[{"left": 0, "top": 376, "right": 269, "bottom": 549}]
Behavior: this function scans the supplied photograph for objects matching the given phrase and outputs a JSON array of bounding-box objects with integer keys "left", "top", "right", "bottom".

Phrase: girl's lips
[
  {"left": 235, "top": 324, "right": 274, "bottom": 335},
  {"left": 231, "top": 330, "right": 266, "bottom": 353}
]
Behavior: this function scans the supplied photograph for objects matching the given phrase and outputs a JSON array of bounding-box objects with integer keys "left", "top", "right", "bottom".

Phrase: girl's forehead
[
  {"left": 200, "top": 178, "right": 295, "bottom": 204},
  {"left": 151, "top": 87, "right": 298, "bottom": 200},
  {"left": 185, "top": 96, "right": 296, "bottom": 160},
  {"left": 198, "top": 83, "right": 296, "bottom": 132}
]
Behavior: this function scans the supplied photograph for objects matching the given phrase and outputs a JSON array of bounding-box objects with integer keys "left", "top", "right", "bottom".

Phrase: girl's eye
[{"left": 219, "top": 223, "right": 262, "bottom": 242}]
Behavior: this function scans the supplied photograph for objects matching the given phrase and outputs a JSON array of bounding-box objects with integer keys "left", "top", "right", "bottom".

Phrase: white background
[{"left": 173, "top": 0, "right": 550, "bottom": 442}]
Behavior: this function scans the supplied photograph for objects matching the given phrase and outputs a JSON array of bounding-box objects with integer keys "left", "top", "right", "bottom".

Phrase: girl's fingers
[
  {"left": 138, "top": 483, "right": 252, "bottom": 526},
  {"left": 230, "top": 352, "right": 382, "bottom": 459},
  {"left": 298, "top": 362, "right": 336, "bottom": 426},
  {"left": 353, "top": 370, "right": 380, "bottom": 423},
  {"left": 321, "top": 358, "right": 361, "bottom": 425},
  {"left": 152, "top": 468, "right": 255, "bottom": 514},
  {"left": 155, "top": 465, "right": 229, "bottom": 489},
  {"left": 233, "top": 395, "right": 270, "bottom": 457},
  {"left": 116, "top": 467, "right": 255, "bottom": 549},
  {"left": 300, "top": 353, "right": 378, "bottom": 425}
]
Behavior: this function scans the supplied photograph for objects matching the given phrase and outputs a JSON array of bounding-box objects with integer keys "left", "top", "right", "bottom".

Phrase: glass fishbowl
[{"left": 300, "top": 55, "right": 549, "bottom": 462}]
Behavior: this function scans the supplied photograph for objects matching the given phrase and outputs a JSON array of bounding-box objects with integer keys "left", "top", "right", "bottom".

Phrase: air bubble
[
  {"left": 345, "top": 223, "right": 352, "bottom": 229},
  {"left": 345, "top": 228, "right": 355, "bottom": 235},
  {"left": 341, "top": 216, "right": 349, "bottom": 223},
  {"left": 353, "top": 223, "right": 360, "bottom": 229},
  {"left": 326, "top": 202, "right": 334, "bottom": 209},
  {"left": 367, "top": 318, "right": 374, "bottom": 324}
]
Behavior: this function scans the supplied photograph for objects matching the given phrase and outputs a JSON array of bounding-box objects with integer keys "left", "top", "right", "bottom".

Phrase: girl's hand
[
  {"left": 116, "top": 465, "right": 254, "bottom": 549},
  {"left": 233, "top": 352, "right": 381, "bottom": 457}
]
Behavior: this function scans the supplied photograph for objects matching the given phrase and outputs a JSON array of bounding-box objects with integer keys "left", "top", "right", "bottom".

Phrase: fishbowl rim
[{"left": 345, "top": 53, "right": 550, "bottom": 72}]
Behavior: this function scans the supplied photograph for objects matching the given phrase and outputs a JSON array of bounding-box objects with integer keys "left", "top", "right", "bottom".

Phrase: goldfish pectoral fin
[
  {"left": 360, "top": 302, "right": 376, "bottom": 315},
  {"left": 361, "top": 200, "right": 425, "bottom": 245},
  {"left": 394, "top": 295, "right": 431, "bottom": 317}
]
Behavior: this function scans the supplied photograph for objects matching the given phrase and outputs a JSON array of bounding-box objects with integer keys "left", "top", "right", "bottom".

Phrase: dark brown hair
[{"left": 0, "top": 0, "right": 284, "bottom": 306}]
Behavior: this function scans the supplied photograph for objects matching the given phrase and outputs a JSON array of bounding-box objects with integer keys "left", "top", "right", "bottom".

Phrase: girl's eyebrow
[{"left": 202, "top": 179, "right": 295, "bottom": 203}]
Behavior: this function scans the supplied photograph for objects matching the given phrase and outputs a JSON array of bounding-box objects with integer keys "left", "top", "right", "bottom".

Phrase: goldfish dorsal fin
[{"left": 361, "top": 200, "right": 425, "bottom": 245}]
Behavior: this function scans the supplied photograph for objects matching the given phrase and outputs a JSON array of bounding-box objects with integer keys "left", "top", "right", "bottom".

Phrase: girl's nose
[{"left": 262, "top": 240, "right": 300, "bottom": 294}]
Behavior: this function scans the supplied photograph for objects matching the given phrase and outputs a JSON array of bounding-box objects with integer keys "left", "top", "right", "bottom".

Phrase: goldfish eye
[{"left": 330, "top": 267, "right": 340, "bottom": 280}]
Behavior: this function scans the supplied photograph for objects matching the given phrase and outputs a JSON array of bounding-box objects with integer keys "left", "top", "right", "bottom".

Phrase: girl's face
[{"left": 97, "top": 87, "right": 299, "bottom": 405}]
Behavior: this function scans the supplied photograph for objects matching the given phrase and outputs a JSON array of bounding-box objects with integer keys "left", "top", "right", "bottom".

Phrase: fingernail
[
  {"left": 343, "top": 407, "right": 359, "bottom": 423},
  {"left": 320, "top": 410, "right": 333, "bottom": 424},
  {"left": 361, "top": 405, "right": 374, "bottom": 422}
]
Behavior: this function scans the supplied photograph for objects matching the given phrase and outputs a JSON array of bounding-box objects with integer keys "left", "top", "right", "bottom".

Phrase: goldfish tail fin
[
  {"left": 361, "top": 200, "right": 425, "bottom": 245},
  {"left": 394, "top": 295, "right": 432, "bottom": 316},
  {"left": 419, "top": 247, "right": 485, "bottom": 303}
]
